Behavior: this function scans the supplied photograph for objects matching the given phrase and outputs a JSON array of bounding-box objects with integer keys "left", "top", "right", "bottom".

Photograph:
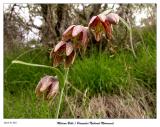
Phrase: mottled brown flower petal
[
  {"left": 35, "top": 80, "right": 42, "bottom": 97},
  {"left": 95, "top": 32, "right": 101, "bottom": 42},
  {"left": 105, "top": 13, "right": 119, "bottom": 25},
  {"left": 81, "top": 27, "right": 88, "bottom": 47},
  {"left": 72, "top": 25, "right": 84, "bottom": 37},
  {"left": 88, "top": 16, "right": 100, "bottom": 27},
  {"left": 62, "top": 25, "right": 75, "bottom": 41},
  {"left": 63, "top": 25, "right": 76, "bottom": 35},
  {"left": 66, "top": 42, "right": 73, "bottom": 56},
  {"left": 103, "top": 20, "right": 112, "bottom": 39},
  {"left": 98, "top": 14, "right": 106, "bottom": 22},
  {"left": 47, "top": 79, "right": 59, "bottom": 100},
  {"left": 39, "top": 76, "right": 53, "bottom": 92},
  {"left": 65, "top": 51, "right": 76, "bottom": 68},
  {"left": 51, "top": 41, "right": 66, "bottom": 67},
  {"left": 54, "top": 41, "right": 66, "bottom": 52},
  {"left": 53, "top": 53, "right": 64, "bottom": 67},
  {"left": 75, "top": 43, "right": 81, "bottom": 49}
]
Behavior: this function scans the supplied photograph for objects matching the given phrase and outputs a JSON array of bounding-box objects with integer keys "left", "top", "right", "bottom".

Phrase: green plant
[{"left": 10, "top": 10, "right": 138, "bottom": 118}]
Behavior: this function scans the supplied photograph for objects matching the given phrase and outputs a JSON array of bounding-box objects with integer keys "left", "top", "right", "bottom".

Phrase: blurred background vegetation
[{"left": 4, "top": 3, "right": 156, "bottom": 118}]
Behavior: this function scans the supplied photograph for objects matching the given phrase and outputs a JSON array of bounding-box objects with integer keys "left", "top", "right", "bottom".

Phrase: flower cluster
[
  {"left": 35, "top": 11, "right": 120, "bottom": 101},
  {"left": 50, "top": 25, "right": 88, "bottom": 68},
  {"left": 50, "top": 12, "right": 119, "bottom": 67}
]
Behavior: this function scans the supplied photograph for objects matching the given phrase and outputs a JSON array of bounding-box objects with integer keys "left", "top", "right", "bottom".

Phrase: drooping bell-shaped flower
[
  {"left": 50, "top": 41, "right": 76, "bottom": 68},
  {"left": 35, "top": 75, "right": 59, "bottom": 100},
  {"left": 88, "top": 16, "right": 107, "bottom": 41},
  {"left": 88, "top": 12, "right": 119, "bottom": 41},
  {"left": 62, "top": 25, "right": 88, "bottom": 49}
]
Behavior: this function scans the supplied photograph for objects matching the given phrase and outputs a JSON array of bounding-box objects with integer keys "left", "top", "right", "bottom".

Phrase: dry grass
[{"left": 62, "top": 84, "right": 156, "bottom": 119}]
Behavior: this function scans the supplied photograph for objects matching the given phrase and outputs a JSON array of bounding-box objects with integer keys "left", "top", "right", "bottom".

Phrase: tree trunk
[{"left": 40, "top": 4, "right": 70, "bottom": 47}]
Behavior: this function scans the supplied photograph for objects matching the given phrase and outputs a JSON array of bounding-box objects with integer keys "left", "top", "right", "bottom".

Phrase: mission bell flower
[
  {"left": 50, "top": 41, "right": 76, "bottom": 68},
  {"left": 62, "top": 25, "right": 88, "bottom": 49},
  {"left": 88, "top": 12, "right": 119, "bottom": 41},
  {"left": 35, "top": 75, "right": 59, "bottom": 100}
]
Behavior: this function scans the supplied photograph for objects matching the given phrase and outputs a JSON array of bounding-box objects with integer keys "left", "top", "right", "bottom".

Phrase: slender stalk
[
  {"left": 11, "top": 60, "right": 64, "bottom": 86},
  {"left": 119, "top": 16, "right": 137, "bottom": 59},
  {"left": 129, "top": 23, "right": 137, "bottom": 59},
  {"left": 5, "top": 48, "right": 41, "bottom": 74},
  {"left": 99, "top": 40, "right": 102, "bottom": 57},
  {"left": 99, "top": 41, "right": 102, "bottom": 91},
  {"left": 56, "top": 68, "right": 69, "bottom": 118},
  {"left": 65, "top": 96, "right": 75, "bottom": 118}
]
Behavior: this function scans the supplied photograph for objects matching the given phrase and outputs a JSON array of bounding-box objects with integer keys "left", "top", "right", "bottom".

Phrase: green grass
[
  {"left": 4, "top": 26, "right": 156, "bottom": 118},
  {"left": 69, "top": 41, "right": 156, "bottom": 95}
]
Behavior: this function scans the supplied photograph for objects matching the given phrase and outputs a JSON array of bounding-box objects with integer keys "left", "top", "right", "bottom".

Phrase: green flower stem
[
  {"left": 99, "top": 40, "right": 102, "bottom": 57},
  {"left": 56, "top": 68, "right": 69, "bottom": 118},
  {"left": 99, "top": 41, "right": 102, "bottom": 91},
  {"left": 11, "top": 60, "right": 64, "bottom": 86},
  {"left": 5, "top": 48, "right": 41, "bottom": 74}
]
